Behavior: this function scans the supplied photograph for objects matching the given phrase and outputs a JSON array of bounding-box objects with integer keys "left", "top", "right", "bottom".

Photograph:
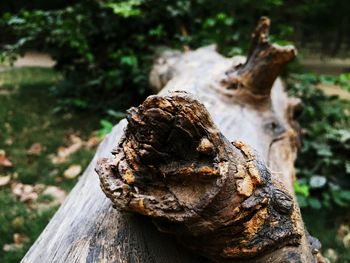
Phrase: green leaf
[
  {"left": 308, "top": 197, "right": 322, "bottom": 209},
  {"left": 120, "top": 55, "right": 138, "bottom": 67},
  {"left": 203, "top": 18, "right": 216, "bottom": 28},
  {"left": 346, "top": 162, "right": 350, "bottom": 174},
  {"left": 316, "top": 144, "right": 332, "bottom": 157},
  {"left": 331, "top": 188, "right": 350, "bottom": 207},
  {"left": 294, "top": 181, "right": 309, "bottom": 197},
  {"left": 337, "top": 129, "right": 350, "bottom": 143},
  {"left": 107, "top": 110, "right": 125, "bottom": 120},
  {"left": 319, "top": 75, "right": 336, "bottom": 85},
  {"left": 106, "top": 0, "right": 143, "bottom": 18},
  {"left": 296, "top": 194, "right": 308, "bottom": 208},
  {"left": 96, "top": 119, "right": 113, "bottom": 137},
  {"left": 338, "top": 190, "right": 350, "bottom": 202}
]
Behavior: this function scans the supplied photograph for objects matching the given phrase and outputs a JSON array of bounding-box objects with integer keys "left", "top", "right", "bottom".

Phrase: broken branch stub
[
  {"left": 220, "top": 17, "right": 296, "bottom": 106},
  {"left": 96, "top": 92, "right": 305, "bottom": 262}
]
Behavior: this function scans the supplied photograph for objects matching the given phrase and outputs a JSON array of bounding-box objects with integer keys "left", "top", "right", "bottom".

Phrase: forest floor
[{"left": 0, "top": 67, "right": 101, "bottom": 263}]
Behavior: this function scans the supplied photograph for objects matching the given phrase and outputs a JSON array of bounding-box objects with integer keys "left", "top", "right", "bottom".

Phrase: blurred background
[{"left": 0, "top": 1, "right": 349, "bottom": 262}]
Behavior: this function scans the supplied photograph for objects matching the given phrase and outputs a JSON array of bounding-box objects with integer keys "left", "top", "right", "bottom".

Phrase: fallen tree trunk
[{"left": 22, "top": 17, "right": 323, "bottom": 263}]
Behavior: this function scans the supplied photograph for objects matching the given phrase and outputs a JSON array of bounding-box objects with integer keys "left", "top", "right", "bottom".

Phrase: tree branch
[{"left": 220, "top": 17, "right": 296, "bottom": 106}]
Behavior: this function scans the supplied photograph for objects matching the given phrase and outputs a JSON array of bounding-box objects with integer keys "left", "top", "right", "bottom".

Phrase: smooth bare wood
[{"left": 23, "top": 17, "right": 322, "bottom": 263}]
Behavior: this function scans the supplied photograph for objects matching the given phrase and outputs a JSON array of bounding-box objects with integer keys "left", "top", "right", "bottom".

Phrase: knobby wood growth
[{"left": 22, "top": 17, "right": 325, "bottom": 263}]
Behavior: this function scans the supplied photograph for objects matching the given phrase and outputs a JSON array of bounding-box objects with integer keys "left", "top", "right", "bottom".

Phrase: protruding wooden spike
[{"left": 221, "top": 17, "right": 296, "bottom": 104}]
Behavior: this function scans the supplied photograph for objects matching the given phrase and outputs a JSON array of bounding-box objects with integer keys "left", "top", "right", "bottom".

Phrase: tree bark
[{"left": 22, "top": 17, "right": 323, "bottom": 263}]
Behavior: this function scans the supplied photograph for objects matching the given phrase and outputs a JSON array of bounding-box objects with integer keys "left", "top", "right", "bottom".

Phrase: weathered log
[
  {"left": 22, "top": 17, "right": 323, "bottom": 263},
  {"left": 96, "top": 92, "right": 306, "bottom": 262}
]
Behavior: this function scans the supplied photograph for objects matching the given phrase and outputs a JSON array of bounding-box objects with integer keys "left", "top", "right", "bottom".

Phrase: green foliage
[
  {"left": 317, "top": 73, "right": 350, "bottom": 92},
  {"left": 1, "top": 0, "right": 350, "bottom": 112},
  {"left": 96, "top": 110, "right": 125, "bottom": 137},
  {"left": 2, "top": 0, "right": 328, "bottom": 112},
  {"left": 289, "top": 73, "right": 350, "bottom": 209},
  {"left": 338, "top": 73, "right": 350, "bottom": 92},
  {"left": 106, "top": 0, "right": 143, "bottom": 17},
  {"left": 96, "top": 120, "right": 114, "bottom": 137}
]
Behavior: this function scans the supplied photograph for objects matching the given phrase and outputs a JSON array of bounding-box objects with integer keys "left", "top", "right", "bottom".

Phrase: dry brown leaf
[
  {"left": 13, "top": 233, "right": 28, "bottom": 244},
  {"left": 11, "top": 183, "right": 38, "bottom": 203},
  {"left": 50, "top": 133, "right": 101, "bottom": 164},
  {"left": 5, "top": 138, "right": 13, "bottom": 146},
  {"left": 337, "top": 224, "right": 350, "bottom": 238},
  {"left": 42, "top": 186, "right": 67, "bottom": 204},
  {"left": 26, "top": 143, "right": 42, "bottom": 156},
  {"left": 325, "top": 248, "right": 338, "bottom": 262},
  {"left": 343, "top": 233, "right": 350, "bottom": 248},
  {"left": 3, "top": 243, "right": 23, "bottom": 252},
  {"left": 63, "top": 164, "right": 82, "bottom": 179},
  {"left": 12, "top": 183, "right": 23, "bottom": 196},
  {"left": 0, "top": 150, "right": 13, "bottom": 167},
  {"left": 0, "top": 175, "right": 11, "bottom": 186},
  {"left": 36, "top": 186, "right": 67, "bottom": 211},
  {"left": 34, "top": 183, "right": 46, "bottom": 193},
  {"left": 85, "top": 134, "right": 102, "bottom": 149},
  {"left": 11, "top": 217, "right": 24, "bottom": 228},
  {"left": 51, "top": 135, "right": 83, "bottom": 164}
]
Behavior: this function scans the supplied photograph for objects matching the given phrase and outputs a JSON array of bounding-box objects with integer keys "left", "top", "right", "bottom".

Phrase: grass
[{"left": 0, "top": 67, "right": 100, "bottom": 262}]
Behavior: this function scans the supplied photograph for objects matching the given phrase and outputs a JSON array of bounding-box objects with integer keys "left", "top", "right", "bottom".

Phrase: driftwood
[{"left": 22, "top": 17, "right": 323, "bottom": 263}]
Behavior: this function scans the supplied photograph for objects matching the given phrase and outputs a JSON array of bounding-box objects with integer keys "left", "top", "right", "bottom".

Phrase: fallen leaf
[
  {"left": 0, "top": 150, "right": 13, "bottom": 167},
  {"left": 12, "top": 183, "right": 22, "bottom": 196},
  {"left": 34, "top": 184, "right": 46, "bottom": 193},
  {"left": 13, "top": 233, "right": 28, "bottom": 244},
  {"left": 3, "top": 243, "right": 23, "bottom": 252},
  {"left": 0, "top": 175, "right": 11, "bottom": 186},
  {"left": 11, "top": 183, "right": 38, "bottom": 203},
  {"left": 54, "top": 177, "right": 63, "bottom": 184},
  {"left": 51, "top": 135, "right": 83, "bottom": 164},
  {"left": 70, "top": 134, "right": 82, "bottom": 144},
  {"left": 325, "top": 248, "right": 338, "bottom": 262},
  {"left": 337, "top": 224, "right": 350, "bottom": 239},
  {"left": 21, "top": 193, "right": 38, "bottom": 203},
  {"left": 62, "top": 113, "right": 73, "bottom": 120},
  {"left": 85, "top": 134, "right": 102, "bottom": 149},
  {"left": 26, "top": 143, "right": 42, "bottom": 156},
  {"left": 11, "top": 217, "right": 24, "bottom": 228},
  {"left": 5, "top": 138, "right": 13, "bottom": 145},
  {"left": 49, "top": 169, "right": 59, "bottom": 177},
  {"left": 343, "top": 233, "right": 350, "bottom": 248},
  {"left": 42, "top": 186, "right": 67, "bottom": 204},
  {"left": 63, "top": 164, "right": 82, "bottom": 179},
  {"left": 36, "top": 186, "right": 67, "bottom": 211}
]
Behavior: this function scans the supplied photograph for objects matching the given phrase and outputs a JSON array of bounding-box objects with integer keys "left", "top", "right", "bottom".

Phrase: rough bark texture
[
  {"left": 23, "top": 17, "right": 323, "bottom": 263},
  {"left": 96, "top": 92, "right": 307, "bottom": 262}
]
